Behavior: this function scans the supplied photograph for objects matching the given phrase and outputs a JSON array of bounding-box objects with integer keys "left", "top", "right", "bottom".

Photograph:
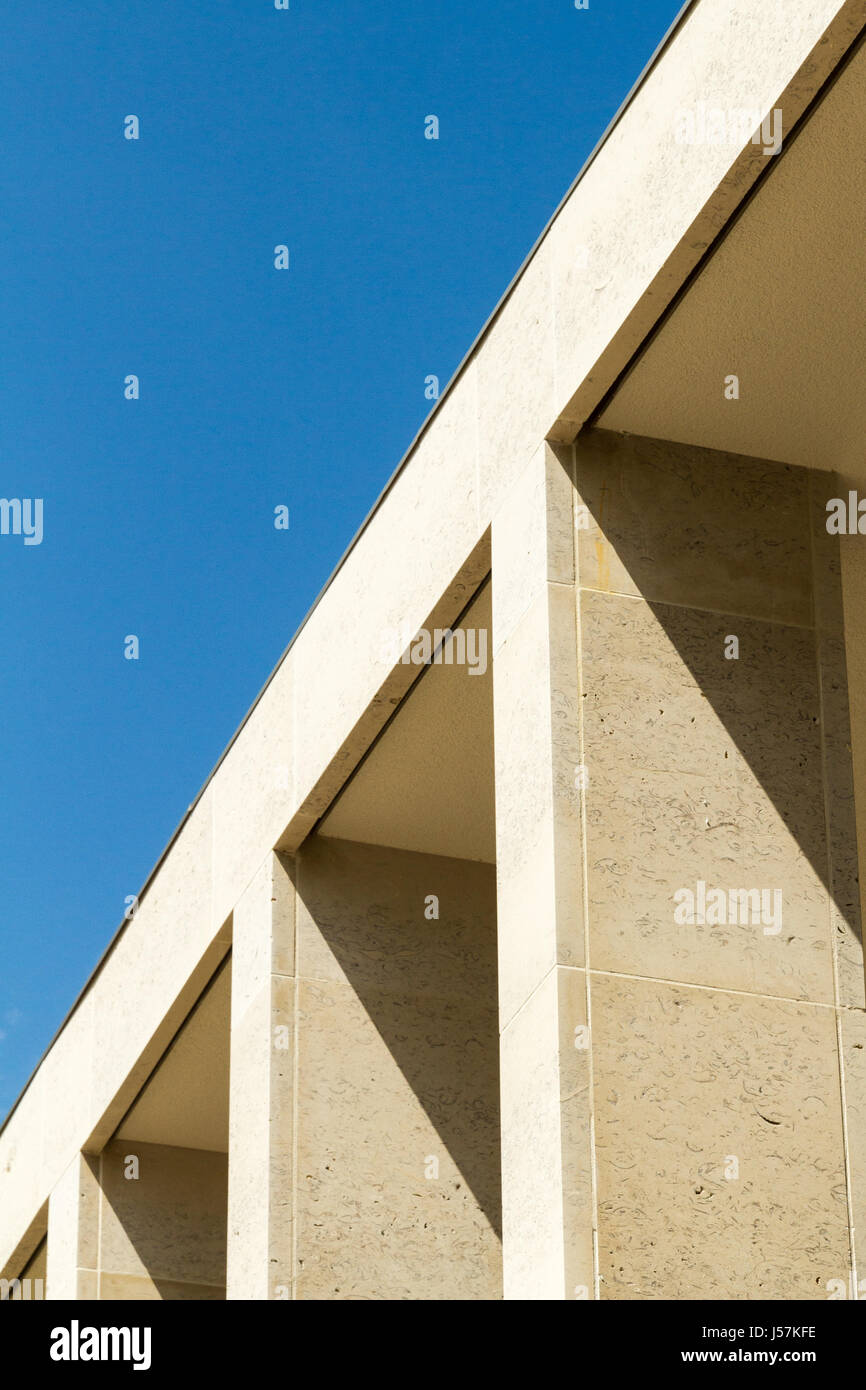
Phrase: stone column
[
  {"left": 45, "top": 1152, "right": 100, "bottom": 1300},
  {"left": 493, "top": 427, "right": 861, "bottom": 1300},
  {"left": 491, "top": 441, "right": 594, "bottom": 1300},
  {"left": 226, "top": 851, "right": 296, "bottom": 1300}
]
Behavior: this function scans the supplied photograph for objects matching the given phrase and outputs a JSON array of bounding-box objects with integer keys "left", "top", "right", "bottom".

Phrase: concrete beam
[{"left": 4, "top": 0, "right": 866, "bottom": 1281}]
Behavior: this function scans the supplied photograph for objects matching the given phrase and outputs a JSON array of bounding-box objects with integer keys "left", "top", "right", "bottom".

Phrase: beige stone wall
[
  {"left": 20, "top": 1237, "right": 46, "bottom": 1287},
  {"left": 1, "top": 1235, "right": 46, "bottom": 1301},
  {"left": 47, "top": 1142, "right": 227, "bottom": 1300},
  {"left": 292, "top": 837, "right": 501, "bottom": 1300},
  {"left": 4, "top": 0, "right": 865, "bottom": 1290},
  {"left": 493, "top": 433, "right": 864, "bottom": 1299},
  {"left": 36, "top": 841, "right": 498, "bottom": 1305},
  {"left": 20, "top": 429, "right": 866, "bottom": 1303},
  {"left": 97, "top": 1142, "right": 227, "bottom": 1299}
]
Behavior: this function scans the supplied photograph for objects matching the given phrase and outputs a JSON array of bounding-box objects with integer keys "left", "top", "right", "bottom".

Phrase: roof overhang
[{"left": 3, "top": 0, "right": 866, "bottom": 1277}]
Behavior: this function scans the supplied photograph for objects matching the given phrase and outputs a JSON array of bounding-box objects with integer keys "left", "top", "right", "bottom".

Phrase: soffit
[
  {"left": 115, "top": 960, "right": 230, "bottom": 1154},
  {"left": 318, "top": 585, "right": 495, "bottom": 864},
  {"left": 598, "top": 39, "right": 866, "bottom": 481}
]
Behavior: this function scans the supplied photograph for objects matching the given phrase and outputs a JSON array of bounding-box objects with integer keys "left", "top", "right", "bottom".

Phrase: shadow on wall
[
  {"left": 95, "top": 1141, "right": 228, "bottom": 1300},
  {"left": 573, "top": 428, "right": 862, "bottom": 1005},
  {"left": 293, "top": 835, "right": 502, "bottom": 1300}
]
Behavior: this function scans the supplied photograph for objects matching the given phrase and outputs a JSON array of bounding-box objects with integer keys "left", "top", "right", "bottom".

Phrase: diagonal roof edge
[
  {"left": 0, "top": 0, "right": 701, "bottom": 1144},
  {"left": 156, "top": 0, "right": 701, "bottom": 879},
  {"left": 9, "top": 0, "right": 851, "bottom": 1142}
]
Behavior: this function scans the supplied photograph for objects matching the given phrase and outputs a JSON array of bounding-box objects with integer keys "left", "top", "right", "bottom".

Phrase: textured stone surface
[
  {"left": 841, "top": 534, "right": 866, "bottom": 1016},
  {"left": 40, "top": 995, "right": 96, "bottom": 1172},
  {"left": 593, "top": 974, "right": 850, "bottom": 1300},
  {"left": 99, "top": 1141, "right": 227, "bottom": 1293},
  {"left": 491, "top": 443, "right": 574, "bottom": 656},
  {"left": 499, "top": 970, "right": 565, "bottom": 1300},
  {"left": 818, "top": 630, "right": 865, "bottom": 1010},
  {"left": 227, "top": 853, "right": 295, "bottom": 1301},
  {"left": 294, "top": 837, "right": 501, "bottom": 1301},
  {"left": 586, "top": 762, "right": 833, "bottom": 1002},
  {"left": 19, "top": 1237, "right": 47, "bottom": 1290},
  {"left": 296, "top": 978, "right": 500, "bottom": 1300},
  {"left": 478, "top": 252, "right": 556, "bottom": 521},
  {"left": 46, "top": 1153, "right": 100, "bottom": 1301},
  {"left": 493, "top": 583, "right": 583, "bottom": 1025},
  {"left": 558, "top": 968, "right": 594, "bottom": 1301},
  {"left": 841, "top": 1009, "right": 866, "bottom": 1294},
  {"left": 494, "top": 432, "right": 863, "bottom": 1301},
  {"left": 212, "top": 662, "right": 295, "bottom": 931},
  {"left": 0, "top": 1081, "right": 50, "bottom": 1288},
  {"left": 98, "top": 1274, "right": 224, "bottom": 1301},
  {"left": 499, "top": 966, "right": 594, "bottom": 1301},
  {"left": 6, "top": 0, "right": 866, "bottom": 1296},
  {"left": 296, "top": 838, "right": 496, "bottom": 1000},
  {"left": 575, "top": 430, "right": 812, "bottom": 626},
  {"left": 580, "top": 590, "right": 822, "bottom": 795},
  {"left": 810, "top": 471, "right": 846, "bottom": 636},
  {"left": 492, "top": 451, "right": 593, "bottom": 1299},
  {"left": 580, "top": 590, "right": 834, "bottom": 1001},
  {"left": 493, "top": 589, "right": 559, "bottom": 1023},
  {"left": 808, "top": 469, "right": 864, "bottom": 1006}
]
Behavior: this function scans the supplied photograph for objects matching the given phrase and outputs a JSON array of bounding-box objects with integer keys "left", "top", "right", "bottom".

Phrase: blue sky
[{"left": 0, "top": 0, "right": 685, "bottom": 1117}]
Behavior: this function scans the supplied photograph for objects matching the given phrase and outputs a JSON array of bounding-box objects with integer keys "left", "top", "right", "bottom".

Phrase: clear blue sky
[{"left": 0, "top": 0, "right": 685, "bottom": 1117}]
